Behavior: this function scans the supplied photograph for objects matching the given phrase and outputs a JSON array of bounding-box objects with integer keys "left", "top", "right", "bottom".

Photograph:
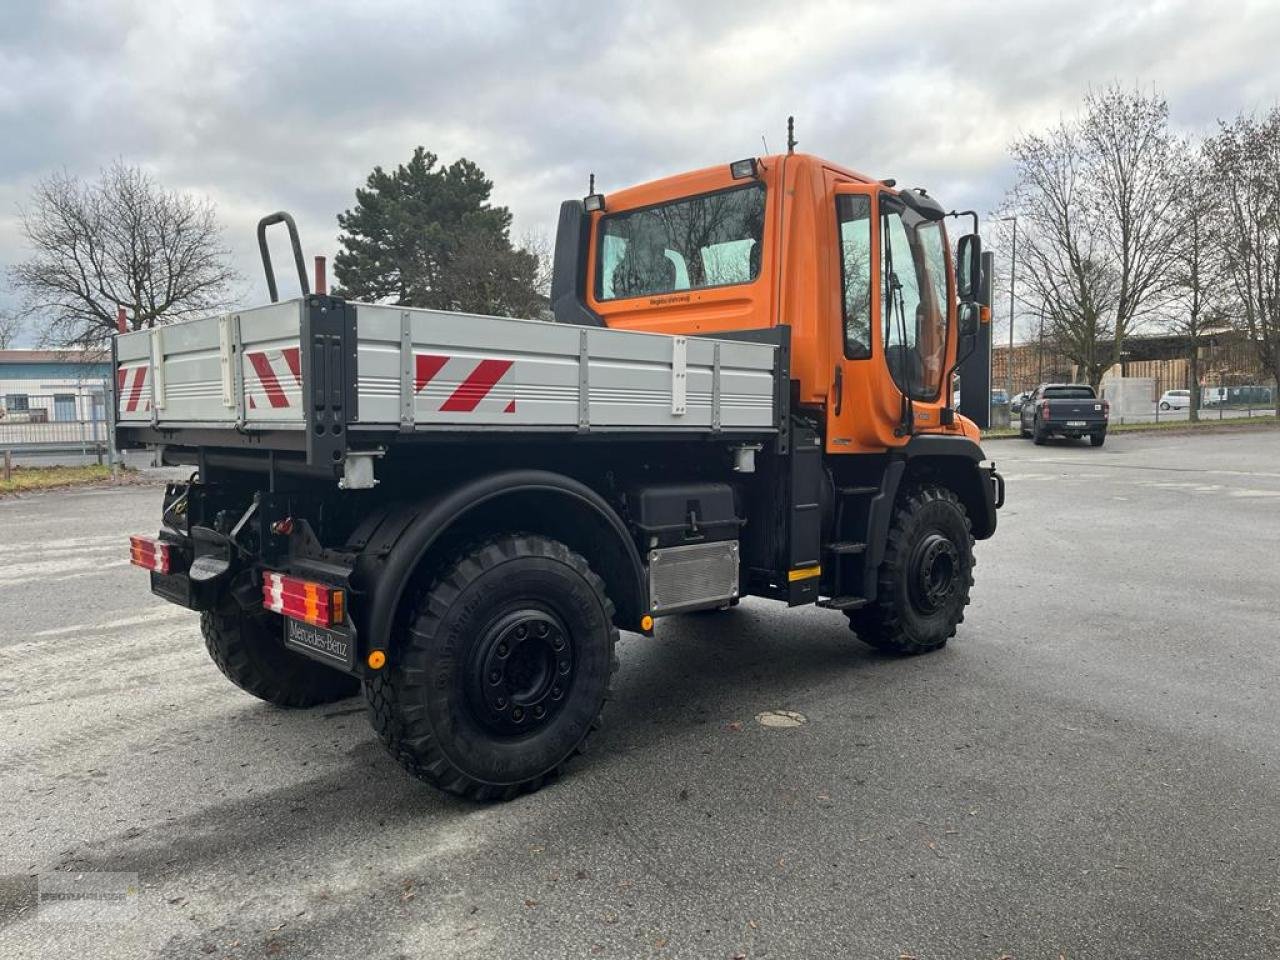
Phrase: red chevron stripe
[
  {"left": 281, "top": 346, "right": 302, "bottom": 385},
  {"left": 125, "top": 366, "right": 146, "bottom": 412},
  {"left": 248, "top": 351, "right": 289, "bottom": 408},
  {"left": 440, "top": 359, "right": 513, "bottom": 412},
  {"left": 414, "top": 354, "right": 449, "bottom": 393}
]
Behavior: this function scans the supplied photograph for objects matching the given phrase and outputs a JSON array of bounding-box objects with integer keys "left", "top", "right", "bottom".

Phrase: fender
[
  {"left": 900, "top": 434, "right": 1000, "bottom": 540},
  {"left": 358, "top": 469, "right": 646, "bottom": 660}
]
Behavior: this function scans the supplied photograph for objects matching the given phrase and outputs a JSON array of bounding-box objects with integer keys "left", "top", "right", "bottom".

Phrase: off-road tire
[
  {"left": 1090, "top": 432, "right": 1106, "bottom": 447},
  {"left": 365, "top": 535, "right": 618, "bottom": 801},
  {"left": 201, "top": 603, "right": 359, "bottom": 707},
  {"left": 846, "top": 485, "right": 975, "bottom": 655}
]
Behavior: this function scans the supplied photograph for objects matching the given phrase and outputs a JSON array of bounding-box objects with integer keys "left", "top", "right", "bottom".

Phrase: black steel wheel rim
[
  {"left": 909, "top": 531, "right": 960, "bottom": 614},
  {"left": 465, "top": 607, "right": 574, "bottom": 736}
]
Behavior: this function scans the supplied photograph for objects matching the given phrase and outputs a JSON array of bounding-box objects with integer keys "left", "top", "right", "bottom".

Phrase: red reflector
[
  {"left": 129, "top": 535, "right": 171, "bottom": 574},
  {"left": 262, "top": 572, "right": 344, "bottom": 628}
]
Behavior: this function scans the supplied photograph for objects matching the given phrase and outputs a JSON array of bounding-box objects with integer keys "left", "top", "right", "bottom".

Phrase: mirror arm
[{"left": 948, "top": 209, "right": 980, "bottom": 234}]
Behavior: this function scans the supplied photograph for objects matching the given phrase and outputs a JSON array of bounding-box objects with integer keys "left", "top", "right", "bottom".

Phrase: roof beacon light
[{"left": 730, "top": 158, "right": 758, "bottom": 180}]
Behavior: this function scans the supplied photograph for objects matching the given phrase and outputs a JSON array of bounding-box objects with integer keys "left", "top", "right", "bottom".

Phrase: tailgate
[
  {"left": 115, "top": 301, "right": 307, "bottom": 428},
  {"left": 1047, "top": 399, "right": 1103, "bottom": 420}
]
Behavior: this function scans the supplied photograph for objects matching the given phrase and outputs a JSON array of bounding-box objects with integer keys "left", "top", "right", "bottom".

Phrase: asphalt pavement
[{"left": 1, "top": 429, "right": 1278, "bottom": 959}]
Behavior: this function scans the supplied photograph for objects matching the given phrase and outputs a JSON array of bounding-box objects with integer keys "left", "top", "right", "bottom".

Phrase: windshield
[
  {"left": 881, "top": 200, "right": 949, "bottom": 401},
  {"left": 596, "top": 183, "right": 765, "bottom": 300}
]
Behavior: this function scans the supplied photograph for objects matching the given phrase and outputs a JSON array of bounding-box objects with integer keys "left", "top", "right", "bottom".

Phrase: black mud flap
[{"left": 150, "top": 570, "right": 195, "bottom": 609}]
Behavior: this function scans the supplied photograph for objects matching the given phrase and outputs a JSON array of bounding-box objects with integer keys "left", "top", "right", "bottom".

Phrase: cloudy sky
[{"left": 2, "top": 0, "right": 1279, "bottom": 330}]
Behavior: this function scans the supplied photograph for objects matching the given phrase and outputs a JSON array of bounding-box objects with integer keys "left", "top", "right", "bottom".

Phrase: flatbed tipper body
[
  {"left": 115, "top": 298, "right": 781, "bottom": 460},
  {"left": 122, "top": 152, "right": 1003, "bottom": 801}
]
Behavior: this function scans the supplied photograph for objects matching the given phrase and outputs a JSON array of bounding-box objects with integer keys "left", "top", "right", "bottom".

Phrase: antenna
[
  {"left": 786, "top": 116, "right": 797, "bottom": 154},
  {"left": 761, "top": 133, "right": 769, "bottom": 154},
  {"left": 588, "top": 173, "right": 595, "bottom": 194}
]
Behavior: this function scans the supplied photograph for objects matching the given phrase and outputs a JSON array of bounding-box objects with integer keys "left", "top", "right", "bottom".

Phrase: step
[
  {"left": 835, "top": 484, "right": 879, "bottom": 497},
  {"left": 824, "top": 540, "right": 867, "bottom": 555},
  {"left": 817, "top": 595, "right": 869, "bottom": 611}
]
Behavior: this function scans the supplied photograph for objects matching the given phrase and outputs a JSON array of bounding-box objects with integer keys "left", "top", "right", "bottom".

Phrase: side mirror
[
  {"left": 956, "top": 234, "right": 982, "bottom": 302},
  {"left": 958, "top": 302, "right": 980, "bottom": 339}
]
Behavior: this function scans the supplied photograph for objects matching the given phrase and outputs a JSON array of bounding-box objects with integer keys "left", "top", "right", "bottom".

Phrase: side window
[
  {"left": 596, "top": 183, "right": 765, "bottom": 301},
  {"left": 836, "top": 194, "right": 872, "bottom": 359}
]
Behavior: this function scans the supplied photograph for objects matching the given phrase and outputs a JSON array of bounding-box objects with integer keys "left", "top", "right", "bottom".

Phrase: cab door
[{"left": 826, "top": 183, "right": 897, "bottom": 453}]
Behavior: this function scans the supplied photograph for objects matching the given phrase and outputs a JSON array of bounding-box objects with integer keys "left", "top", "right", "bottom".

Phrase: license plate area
[
  {"left": 283, "top": 617, "right": 356, "bottom": 672},
  {"left": 1066, "top": 420, "right": 1087, "bottom": 427}
]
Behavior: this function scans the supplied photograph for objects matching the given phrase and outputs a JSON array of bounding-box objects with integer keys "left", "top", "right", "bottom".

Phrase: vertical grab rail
[{"left": 256, "top": 211, "right": 310, "bottom": 303}]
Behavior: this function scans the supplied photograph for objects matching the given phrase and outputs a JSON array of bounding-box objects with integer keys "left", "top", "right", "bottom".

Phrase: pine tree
[{"left": 334, "top": 147, "right": 542, "bottom": 317}]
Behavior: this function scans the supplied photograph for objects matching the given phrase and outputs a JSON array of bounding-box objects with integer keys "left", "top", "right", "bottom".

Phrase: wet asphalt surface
[{"left": 1, "top": 429, "right": 1278, "bottom": 959}]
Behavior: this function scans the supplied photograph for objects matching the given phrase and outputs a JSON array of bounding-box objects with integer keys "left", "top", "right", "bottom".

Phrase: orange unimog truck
[{"left": 118, "top": 147, "right": 1003, "bottom": 800}]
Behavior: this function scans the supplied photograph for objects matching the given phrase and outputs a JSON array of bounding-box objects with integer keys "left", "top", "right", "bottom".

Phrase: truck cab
[{"left": 551, "top": 153, "right": 988, "bottom": 455}]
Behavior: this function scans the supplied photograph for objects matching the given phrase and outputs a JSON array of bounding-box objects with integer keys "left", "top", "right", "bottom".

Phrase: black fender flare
[
  {"left": 358, "top": 469, "right": 647, "bottom": 658},
  {"left": 898, "top": 434, "right": 999, "bottom": 540}
]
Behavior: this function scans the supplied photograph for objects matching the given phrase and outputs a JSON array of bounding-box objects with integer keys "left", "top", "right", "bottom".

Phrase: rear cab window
[
  {"left": 1043, "top": 386, "right": 1096, "bottom": 399},
  {"left": 596, "top": 183, "right": 766, "bottom": 300}
]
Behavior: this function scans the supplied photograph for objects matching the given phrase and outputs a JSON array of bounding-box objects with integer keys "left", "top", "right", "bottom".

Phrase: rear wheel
[
  {"left": 201, "top": 603, "right": 359, "bottom": 707},
  {"left": 1032, "top": 422, "right": 1048, "bottom": 445},
  {"left": 365, "top": 535, "right": 617, "bottom": 801},
  {"left": 847, "top": 485, "right": 974, "bottom": 655},
  {"left": 1090, "top": 432, "right": 1106, "bottom": 447}
]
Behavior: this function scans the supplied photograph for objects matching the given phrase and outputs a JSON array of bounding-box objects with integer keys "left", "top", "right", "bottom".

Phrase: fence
[{"left": 0, "top": 382, "right": 116, "bottom": 466}]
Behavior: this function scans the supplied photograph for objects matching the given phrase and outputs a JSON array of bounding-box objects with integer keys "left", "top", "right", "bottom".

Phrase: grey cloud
[{"left": 1, "top": 0, "right": 1278, "bottom": 311}]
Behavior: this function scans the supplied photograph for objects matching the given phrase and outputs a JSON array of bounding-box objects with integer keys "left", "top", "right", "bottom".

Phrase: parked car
[
  {"left": 990, "top": 388, "right": 1009, "bottom": 408},
  {"left": 1159, "top": 389, "right": 1191, "bottom": 411},
  {"left": 1009, "top": 391, "right": 1030, "bottom": 414},
  {"left": 1020, "top": 383, "right": 1110, "bottom": 446}
]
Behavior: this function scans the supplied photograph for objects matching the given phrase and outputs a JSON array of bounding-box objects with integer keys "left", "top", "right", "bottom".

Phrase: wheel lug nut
[
  {"left": 533, "top": 705, "right": 544, "bottom": 718},
  {"left": 559, "top": 660, "right": 570, "bottom": 674},
  {"left": 551, "top": 686, "right": 562, "bottom": 699},
  {"left": 514, "top": 625, "right": 528, "bottom": 640},
  {"left": 496, "top": 697, "right": 507, "bottom": 709},
  {"left": 497, "top": 642, "right": 509, "bottom": 657},
  {"left": 552, "top": 636, "right": 564, "bottom": 650},
  {"left": 489, "top": 671, "right": 500, "bottom": 684},
  {"left": 512, "top": 707, "right": 524, "bottom": 721},
  {"left": 535, "top": 622, "right": 548, "bottom": 637}
]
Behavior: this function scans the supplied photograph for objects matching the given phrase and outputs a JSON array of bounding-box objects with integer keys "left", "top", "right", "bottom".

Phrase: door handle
[{"left": 833, "top": 364, "right": 843, "bottom": 416}]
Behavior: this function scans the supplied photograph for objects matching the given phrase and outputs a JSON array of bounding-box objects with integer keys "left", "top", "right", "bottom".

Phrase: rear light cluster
[
  {"left": 262, "top": 572, "right": 345, "bottom": 628},
  {"left": 1103, "top": 400, "right": 1111, "bottom": 418},
  {"left": 129, "top": 535, "right": 172, "bottom": 574},
  {"left": 1041, "top": 401, "right": 1051, "bottom": 419}
]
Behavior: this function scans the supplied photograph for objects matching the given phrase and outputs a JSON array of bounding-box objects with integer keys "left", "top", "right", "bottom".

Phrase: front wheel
[
  {"left": 847, "top": 485, "right": 974, "bottom": 655},
  {"left": 365, "top": 535, "right": 618, "bottom": 801},
  {"left": 1160, "top": 401, "right": 1170, "bottom": 410}
]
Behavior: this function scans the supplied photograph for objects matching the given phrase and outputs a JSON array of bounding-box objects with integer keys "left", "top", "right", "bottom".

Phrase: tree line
[
  {"left": 2, "top": 147, "right": 548, "bottom": 350},
  {"left": 1000, "top": 86, "right": 1280, "bottom": 416}
]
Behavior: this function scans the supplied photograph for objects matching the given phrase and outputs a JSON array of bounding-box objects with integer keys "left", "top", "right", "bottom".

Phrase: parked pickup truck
[{"left": 1020, "top": 383, "right": 1109, "bottom": 446}]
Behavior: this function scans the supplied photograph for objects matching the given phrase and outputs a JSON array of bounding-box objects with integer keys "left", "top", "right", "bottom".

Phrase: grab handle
[{"left": 256, "top": 211, "right": 310, "bottom": 303}]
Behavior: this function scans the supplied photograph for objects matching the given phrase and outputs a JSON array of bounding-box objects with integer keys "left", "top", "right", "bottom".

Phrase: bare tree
[
  {"left": 999, "top": 87, "right": 1179, "bottom": 388},
  {"left": 9, "top": 161, "right": 237, "bottom": 348},
  {"left": 0, "top": 312, "right": 22, "bottom": 350},
  {"left": 1166, "top": 142, "right": 1232, "bottom": 420},
  {"left": 1203, "top": 108, "right": 1280, "bottom": 416}
]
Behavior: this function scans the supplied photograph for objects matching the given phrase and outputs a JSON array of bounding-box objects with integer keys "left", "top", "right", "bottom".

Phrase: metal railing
[{"left": 0, "top": 382, "right": 117, "bottom": 463}]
